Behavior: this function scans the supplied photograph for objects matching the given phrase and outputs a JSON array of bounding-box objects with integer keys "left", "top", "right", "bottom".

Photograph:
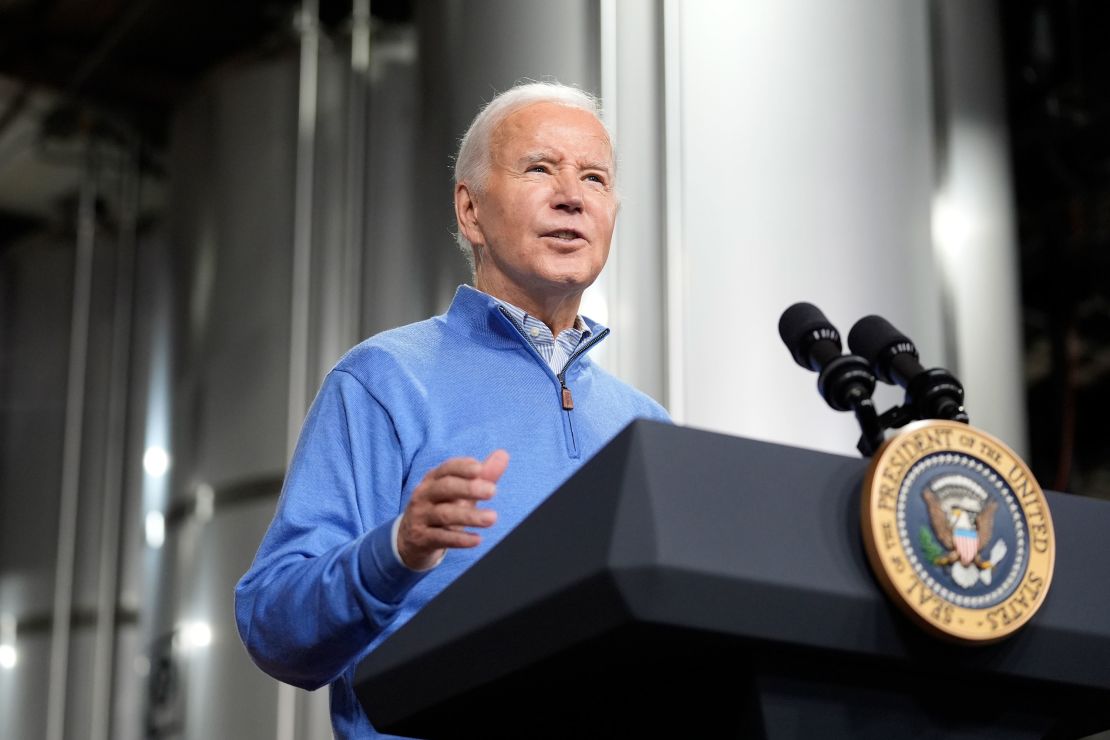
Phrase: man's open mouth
[{"left": 544, "top": 229, "right": 584, "bottom": 241}]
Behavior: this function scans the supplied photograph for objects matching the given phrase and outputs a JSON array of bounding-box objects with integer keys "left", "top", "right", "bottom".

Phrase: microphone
[
  {"left": 847, "top": 315, "right": 969, "bottom": 423},
  {"left": 778, "top": 302, "right": 876, "bottom": 413}
]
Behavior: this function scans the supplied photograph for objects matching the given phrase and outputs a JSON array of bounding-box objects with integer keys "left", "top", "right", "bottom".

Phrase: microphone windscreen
[
  {"left": 848, "top": 315, "right": 917, "bottom": 382},
  {"left": 779, "top": 302, "right": 840, "bottom": 369}
]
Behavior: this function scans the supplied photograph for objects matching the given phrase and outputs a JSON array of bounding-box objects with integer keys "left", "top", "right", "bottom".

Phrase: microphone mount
[
  {"left": 818, "top": 354, "right": 886, "bottom": 457},
  {"left": 780, "top": 306, "right": 973, "bottom": 458}
]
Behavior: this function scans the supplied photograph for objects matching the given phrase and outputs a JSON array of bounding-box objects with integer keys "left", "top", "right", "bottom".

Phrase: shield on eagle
[{"left": 953, "top": 526, "right": 979, "bottom": 566}]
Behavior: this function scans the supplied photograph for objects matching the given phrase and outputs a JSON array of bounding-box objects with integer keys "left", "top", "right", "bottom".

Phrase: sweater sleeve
[{"left": 234, "top": 369, "right": 424, "bottom": 691}]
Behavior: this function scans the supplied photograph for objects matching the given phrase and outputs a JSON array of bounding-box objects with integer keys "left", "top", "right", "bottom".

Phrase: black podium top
[{"left": 356, "top": 421, "right": 1110, "bottom": 739}]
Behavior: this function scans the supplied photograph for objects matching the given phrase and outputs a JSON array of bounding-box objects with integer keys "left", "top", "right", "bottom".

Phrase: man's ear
[{"left": 454, "top": 182, "right": 483, "bottom": 247}]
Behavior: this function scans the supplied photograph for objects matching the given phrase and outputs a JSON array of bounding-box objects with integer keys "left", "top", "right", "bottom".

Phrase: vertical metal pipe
[
  {"left": 344, "top": 0, "right": 371, "bottom": 346},
  {"left": 46, "top": 145, "right": 98, "bottom": 740},
  {"left": 89, "top": 145, "right": 139, "bottom": 740},
  {"left": 286, "top": 0, "right": 319, "bottom": 458},
  {"left": 597, "top": 0, "right": 669, "bottom": 404},
  {"left": 927, "top": 0, "right": 959, "bottom": 372},
  {"left": 598, "top": 0, "right": 621, "bottom": 380},
  {"left": 662, "top": 0, "right": 685, "bottom": 423},
  {"left": 281, "top": 1, "right": 319, "bottom": 738},
  {"left": 929, "top": 0, "right": 1026, "bottom": 452}
]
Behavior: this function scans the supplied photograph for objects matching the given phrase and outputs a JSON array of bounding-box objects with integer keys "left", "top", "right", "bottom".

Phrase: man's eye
[
  {"left": 527, "top": 165, "right": 549, "bottom": 174},
  {"left": 585, "top": 174, "right": 606, "bottom": 184}
]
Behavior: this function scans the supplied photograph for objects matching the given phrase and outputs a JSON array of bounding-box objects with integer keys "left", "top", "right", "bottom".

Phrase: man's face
[{"left": 459, "top": 102, "right": 617, "bottom": 307}]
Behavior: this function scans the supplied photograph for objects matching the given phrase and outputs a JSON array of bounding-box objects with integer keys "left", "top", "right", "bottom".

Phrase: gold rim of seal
[{"left": 861, "top": 420, "right": 1055, "bottom": 644}]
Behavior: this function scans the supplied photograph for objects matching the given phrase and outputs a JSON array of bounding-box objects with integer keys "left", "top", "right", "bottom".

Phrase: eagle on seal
[{"left": 923, "top": 488, "right": 998, "bottom": 569}]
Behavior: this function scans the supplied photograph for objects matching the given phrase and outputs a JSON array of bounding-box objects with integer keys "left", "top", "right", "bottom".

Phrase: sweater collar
[{"left": 445, "top": 284, "right": 608, "bottom": 351}]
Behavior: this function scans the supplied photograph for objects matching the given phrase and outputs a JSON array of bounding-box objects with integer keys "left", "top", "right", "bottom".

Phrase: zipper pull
[{"left": 561, "top": 382, "right": 574, "bottom": 410}]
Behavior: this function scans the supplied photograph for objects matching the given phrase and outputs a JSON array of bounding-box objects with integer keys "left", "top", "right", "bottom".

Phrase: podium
[{"left": 355, "top": 421, "right": 1110, "bottom": 739}]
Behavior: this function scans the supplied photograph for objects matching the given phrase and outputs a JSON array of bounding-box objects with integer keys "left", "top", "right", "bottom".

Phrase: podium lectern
[{"left": 356, "top": 421, "right": 1110, "bottom": 739}]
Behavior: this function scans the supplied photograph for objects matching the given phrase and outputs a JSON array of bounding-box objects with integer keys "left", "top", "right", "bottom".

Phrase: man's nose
[{"left": 552, "top": 171, "right": 584, "bottom": 213}]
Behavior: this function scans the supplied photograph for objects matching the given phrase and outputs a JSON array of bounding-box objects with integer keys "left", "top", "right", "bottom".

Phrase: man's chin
[
  {"left": 535, "top": 272, "right": 601, "bottom": 297},
  {"left": 542, "top": 254, "right": 605, "bottom": 280}
]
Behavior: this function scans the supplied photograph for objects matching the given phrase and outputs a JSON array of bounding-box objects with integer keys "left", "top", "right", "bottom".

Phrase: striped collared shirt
[{"left": 498, "top": 300, "right": 591, "bottom": 374}]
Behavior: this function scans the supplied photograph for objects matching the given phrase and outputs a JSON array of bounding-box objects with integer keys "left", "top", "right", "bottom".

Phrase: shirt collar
[{"left": 495, "top": 298, "right": 591, "bottom": 341}]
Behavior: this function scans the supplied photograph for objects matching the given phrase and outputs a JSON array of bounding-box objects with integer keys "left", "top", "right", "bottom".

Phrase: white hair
[{"left": 453, "top": 81, "right": 613, "bottom": 270}]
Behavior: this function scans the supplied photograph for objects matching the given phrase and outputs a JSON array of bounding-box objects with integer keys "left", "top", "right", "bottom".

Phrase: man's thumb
[{"left": 479, "top": 449, "right": 510, "bottom": 482}]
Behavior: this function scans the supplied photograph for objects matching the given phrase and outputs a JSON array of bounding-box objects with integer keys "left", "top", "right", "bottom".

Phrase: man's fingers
[
  {"left": 419, "top": 529, "right": 482, "bottom": 550},
  {"left": 426, "top": 456, "right": 482, "bottom": 480},
  {"left": 418, "top": 475, "right": 496, "bottom": 503},
  {"left": 425, "top": 502, "right": 497, "bottom": 529},
  {"left": 399, "top": 504, "right": 492, "bottom": 561},
  {"left": 479, "top": 449, "right": 510, "bottom": 483},
  {"left": 418, "top": 451, "right": 507, "bottom": 503}
]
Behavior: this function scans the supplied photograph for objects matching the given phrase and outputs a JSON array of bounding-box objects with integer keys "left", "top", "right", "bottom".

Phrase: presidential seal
[{"left": 861, "top": 420, "right": 1055, "bottom": 643}]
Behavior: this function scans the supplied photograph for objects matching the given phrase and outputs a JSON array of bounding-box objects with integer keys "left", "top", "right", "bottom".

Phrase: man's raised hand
[{"left": 396, "top": 450, "right": 509, "bottom": 571}]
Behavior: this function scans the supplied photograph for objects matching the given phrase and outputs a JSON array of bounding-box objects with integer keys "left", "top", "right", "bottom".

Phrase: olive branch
[{"left": 918, "top": 526, "right": 945, "bottom": 564}]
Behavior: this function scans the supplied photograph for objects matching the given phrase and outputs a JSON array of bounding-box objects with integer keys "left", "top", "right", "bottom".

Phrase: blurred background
[{"left": 1, "top": 0, "right": 1108, "bottom": 738}]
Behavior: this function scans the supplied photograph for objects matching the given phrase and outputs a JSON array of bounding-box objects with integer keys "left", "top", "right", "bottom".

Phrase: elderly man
[{"left": 235, "top": 81, "right": 669, "bottom": 739}]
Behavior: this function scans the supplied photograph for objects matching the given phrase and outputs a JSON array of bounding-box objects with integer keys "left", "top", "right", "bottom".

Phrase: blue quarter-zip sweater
[{"left": 235, "top": 285, "right": 670, "bottom": 739}]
